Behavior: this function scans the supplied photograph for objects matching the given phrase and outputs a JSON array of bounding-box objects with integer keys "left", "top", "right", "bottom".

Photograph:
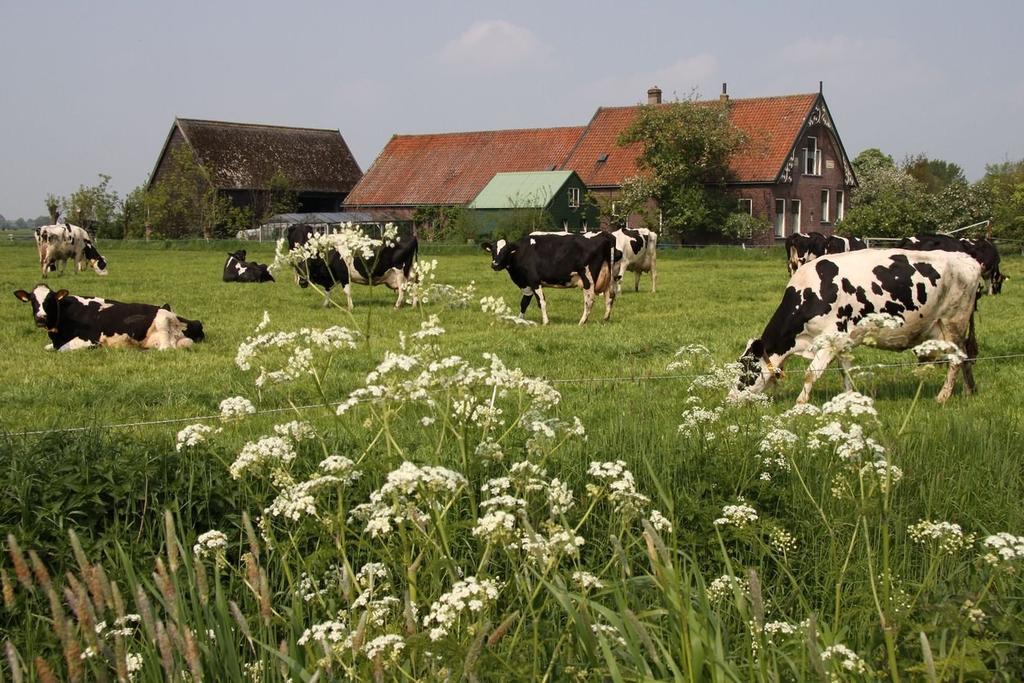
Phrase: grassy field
[{"left": 1, "top": 239, "right": 1023, "bottom": 680}]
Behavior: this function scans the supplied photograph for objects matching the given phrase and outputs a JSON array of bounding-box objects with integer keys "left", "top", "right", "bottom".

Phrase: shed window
[
  {"left": 803, "top": 137, "right": 822, "bottom": 176},
  {"left": 567, "top": 187, "right": 580, "bottom": 208},
  {"left": 738, "top": 198, "right": 753, "bottom": 215}
]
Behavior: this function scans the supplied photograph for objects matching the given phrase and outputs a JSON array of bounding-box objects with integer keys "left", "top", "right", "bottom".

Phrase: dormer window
[
  {"left": 804, "top": 137, "right": 822, "bottom": 175},
  {"left": 597, "top": 153, "right": 609, "bottom": 163}
]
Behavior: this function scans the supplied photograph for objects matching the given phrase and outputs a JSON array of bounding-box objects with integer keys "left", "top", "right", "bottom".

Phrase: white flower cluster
[
  {"left": 265, "top": 475, "right": 344, "bottom": 521},
  {"left": 591, "top": 622, "right": 626, "bottom": 648},
  {"left": 95, "top": 614, "right": 142, "bottom": 639},
  {"left": 820, "top": 643, "right": 870, "bottom": 677},
  {"left": 768, "top": 526, "right": 797, "bottom": 554},
  {"left": 912, "top": 339, "right": 967, "bottom": 366},
  {"left": 229, "top": 436, "right": 298, "bottom": 480},
  {"left": 175, "top": 423, "right": 220, "bottom": 451},
  {"left": 193, "top": 530, "right": 228, "bottom": 561},
  {"left": 586, "top": 460, "right": 650, "bottom": 514},
  {"left": 318, "top": 455, "right": 360, "bottom": 483},
  {"left": 519, "top": 525, "right": 585, "bottom": 565},
  {"left": 810, "top": 421, "right": 885, "bottom": 463},
  {"left": 908, "top": 520, "right": 973, "bottom": 554},
  {"left": 706, "top": 574, "right": 748, "bottom": 602},
  {"left": 363, "top": 634, "right": 405, "bottom": 662},
  {"left": 219, "top": 396, "right": 256, "bottom": 420},
  {"left": 690, "top": 362, "right": 744, "bottom": 392},
  {"left": 480, "top": 296, "right": 536, "bottom": 326},
  {"left": 273, "top": 420, "right": 316, "bottom": 442},
  {"left": 572, "top": 571, "right": 604, "bottom": 591},
  {"left": 405, "top": 259, "right": 438, "bottom": 305},
  {"left": 821, "top": 391, "right": 878, "bottom": 418},
  {"left": 297, "top": 619, "right": 348, "bottom": 646},
  {"left": 423, "top": 577, "right": 502, "bottom": 641},
  {"left": 981, "top": 532, "right": 1024, "bottom": 565},
  {"left": 678, "top": 404, "right": 723, "bottom": 438},
  {"left": 426, "top": 281, "right": 477, "bottom": 309},
  {"left": 472, "top": 510, "right": 517, "bottom": 543},
  {"left": 649, "top": 509, "right": 673, "bottom": 533},
  {"left": 235, "top": 322, "right": 358, "bottom": 387},
  {"left": 810, "top": 331, "right": 855, "bottom": 356},
  {"left": 666, "top": 344, "right": 711, "bottom": 371},
  {"left": 860, "top": 460, "right": 903, "bottom": 492},
  {"left": 714, "top": 500, "right": 758, "bottom": 529},
  {"left": 349, "top": 462, "right": 467, "bottom": 538},
  {"left": 856, "top": 312, "right": 904, "bottom": 346}
]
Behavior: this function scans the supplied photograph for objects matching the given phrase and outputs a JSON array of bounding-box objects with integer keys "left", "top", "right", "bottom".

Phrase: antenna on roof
[{"left": 819, "top": 80, "right": 823, "bottom": 94}]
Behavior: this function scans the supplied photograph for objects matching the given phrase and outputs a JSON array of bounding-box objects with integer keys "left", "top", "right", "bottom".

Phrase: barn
[
  {"left": 148, "top": 118, "right": 363, "bottom": 217},
  {"left": 467, "top": 171, "right": 597, "bottom": 234}
]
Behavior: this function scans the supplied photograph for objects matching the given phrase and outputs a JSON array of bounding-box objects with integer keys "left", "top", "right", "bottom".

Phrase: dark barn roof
[{"left": 148, "top": 118, "right": 362, "bottom": 193}]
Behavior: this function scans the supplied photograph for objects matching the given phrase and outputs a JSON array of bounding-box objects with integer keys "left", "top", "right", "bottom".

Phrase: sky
[{"left": 2, "top": 0, "right": 1023, "bottom": 219}]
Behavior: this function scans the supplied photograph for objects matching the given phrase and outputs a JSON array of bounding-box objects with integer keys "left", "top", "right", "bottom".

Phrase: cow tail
[{"left": 966, "top": 290, "right": 979, "bottom": 360}]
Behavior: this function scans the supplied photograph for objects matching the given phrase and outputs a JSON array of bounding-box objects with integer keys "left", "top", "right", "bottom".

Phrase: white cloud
[{"left": 438, "top": 20, "right": 550, "bottom": 72}]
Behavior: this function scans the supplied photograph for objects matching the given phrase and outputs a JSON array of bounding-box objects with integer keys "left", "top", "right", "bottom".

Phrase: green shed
[{"left": 467, "top": 171, "right": 597, "bottom": 235}]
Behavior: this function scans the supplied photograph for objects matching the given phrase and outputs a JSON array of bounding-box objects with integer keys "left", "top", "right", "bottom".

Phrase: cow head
[
  {"left": 481, "top": 239, "right": 515, "bottom": 271},
  {"left": 228, "top": 250, "right": 247, "bottom": 262},
  {"left": 734, "top": 338, "right": 782, "bottom": 395},
  {"left": 82, "top": 241, "right": 108, "bottom": 275},
  {"left": 991, "top": 270, "right": 1007, "bottom": 295},
  {"left": 14, "top": 285, "right": 68, "bottom": 332}
]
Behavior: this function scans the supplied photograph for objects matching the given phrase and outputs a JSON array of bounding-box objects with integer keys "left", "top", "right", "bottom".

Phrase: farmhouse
[
  {"left": 148, "top": 118, "right": 363, "bottom": 215},
  {"left": 345, "top": 86, "right": 856, "bottom": 243},
  {"left": 468, "top": 171, "right": 597, "bottom": 234}
]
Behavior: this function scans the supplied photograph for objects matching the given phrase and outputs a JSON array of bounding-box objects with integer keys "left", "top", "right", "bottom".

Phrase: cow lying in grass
[
  {"left": 223, "top": 250, "right": 275, "bottom": 283},
  {"left": 736, "top": 249, "right": 983, "bottom": 404},
  {"left": 14, "top": 285, "right": 204, "bottom": 351},
  {"left": 482, "top": 231, "right": 617, "bottom": 325}
]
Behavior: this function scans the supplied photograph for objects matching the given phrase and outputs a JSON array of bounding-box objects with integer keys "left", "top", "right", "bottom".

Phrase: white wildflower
[
  {"left": 821, "top": 644, "right": 870, "bottom": 676},
  {"left": 591, "top": 622, "right": 626, "bottom": 648},
  {"left": 297, "top": 620, "right": 348, "bottom": 646},
  {"left": 649, "top": 510, "right": 673, "bottom": 533},
  {"left": 193, "top": 530, "right": 229, "bottom": 561},
  {"left": 714, "top": 500, "right": 758, "bottom": 529},
  {"left": 175, "top": 423, "right": 220, "bottom": 451},
  {"left": 273, "top": 420, "right": 316, "bottom": 441},
  {"left": 706, "top": 574, "right": 748, "bottom": 602},
  {"left": 572, "top": 571, "right": 604, "bottom": 591},
  {"left": 821, "top": 391, "right": 877, "bottom": 418},
  {"left": 423, "top": 577, "right": 501, "bottom": 641},
  {"left": 912, "top": 339, "right": 967, "bottom": 366},
  {"left": 219, "top": 395, "right": 256, "bottom": 420},
  {"left": 981, "top": 532, "right": 1024, "bottom": 565},
  {"left": 363, "top": 634, "right": 405, "bottom": 662},
  {"left": 472, "top": 510, "right": 517, "bottom": 542},
  {"left": 230, "top": 436, "right": 298, "bottom": 479}
]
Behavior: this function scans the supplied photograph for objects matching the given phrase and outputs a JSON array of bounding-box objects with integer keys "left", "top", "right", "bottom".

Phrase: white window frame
[
  {"left": 790, "top": 199, "right": 802, "bottom": 234},
  {"left": 774, "top": 198, "right": 786, "bottom": 238},
  {"left": 820, "top": 189, "right": 829, "bottom": 223},
  {"left": 836, "top": 190, "right": 845, "bottom": 221},
  {"left": 610, "top": 200, "right": 618, "bottom": 216},
  {"left": 803, "top": 136, "right": 822, "bottom": 176},
  {"left": 567, "top": 187, "right": 581, "bottom": 208},
  {"left": 738, "top": 198, "right": 753, "bottom": 215}
]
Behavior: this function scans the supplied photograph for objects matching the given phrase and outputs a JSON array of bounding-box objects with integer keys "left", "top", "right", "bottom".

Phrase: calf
[
  {"left": 586, "top": 228, "right": 658, "bottom": 293},
  {"left": 784, "top": 232, "right": 828, "bottom": 275},
  {"left": 736, "top": 249, "right": 983, "bottom": 404},
  {"left": 14, "top": 285, "right": 204, "bottom": 351},
  {"left": 286, "top": 224, "right": 418, "bottom": 309},
  {"left": 898, "top": 234, "right": 1006, "bottom": 295},
  {"left": 223, "top": 250, "right": 275, "bottom": 283},
  {"left": 482, "top": 231, "right": 616, "bottom": 325},
  {"left": 35, "top": 224, "right": 108, "bottom": 277}
]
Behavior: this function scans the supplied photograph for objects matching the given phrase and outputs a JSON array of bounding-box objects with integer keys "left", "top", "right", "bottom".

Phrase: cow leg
[
  {"left": 936, "top": 362, "right": 962, "bottom": 404},
  {"left": 839, "top": 356, "right": 855, "bottom": 392},
  {"left": 602, "top": 283, "right": 615, "bottom": 322},
  {"left": 650, "top": 260, "right": 657, "bottom": 293},
  {"left": 634, "top": 270, "right": 641, "bottom": 292},
  {"left": 344, "top": 284, "right": 353, "bottom": 311},
  {"left": 536, "top": 286, "right": 551, "bottom": 325},
  {"left": 394, "top": 280, "right": 406, "bottom": 308},
  {"left": 796, "top": 347, "right": 836, "bottom": 404},
  {"left": 519, "top": 288, "right": 534, "bottom": 319}
]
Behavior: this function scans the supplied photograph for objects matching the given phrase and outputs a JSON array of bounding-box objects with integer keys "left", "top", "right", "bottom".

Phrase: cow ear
[
  {"left": 55, "top": 289, "right": 69, "bottom": 300},
  {"left": 481, "top": 242, "right": 492, "bottom": 253},
  {"left": 238, "top": 250, "right": 246, "bottom": 260},
  {"left": 14, "top": 290, "right": 30, "bottom": 302},
  {"left": 749, "top": 339, "right": 765, "bottom": 358}
]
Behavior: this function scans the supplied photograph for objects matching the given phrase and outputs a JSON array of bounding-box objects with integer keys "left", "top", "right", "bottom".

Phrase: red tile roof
[
  {"left": 345, "top": 126, "right": 586, "bottom": 206},
  {"left": 563, "top": 94, "right": 820, "bottom": 187}
]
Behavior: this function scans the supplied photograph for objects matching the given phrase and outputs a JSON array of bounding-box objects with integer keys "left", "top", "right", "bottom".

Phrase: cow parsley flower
[
  {"left": 706, "top": 574, "right": 748, "bottom": 602},
  {"left": 861, "top": 459, "right": 903, "bottom": 492},
  {"left": 912, "top": 340, "right": 967, "bottom": 366},
  {"left": 175, "top": 423, "right": 220, "bottom": 451},
  {"left": 472, "top": 510, "right": 517, "bottom": 543},
  {"left": 649, "top": 509, "right": 673, "bottom": 533},
  {"left": 714, "top": 500, "right": 758, "bottom": 528},
  {"left": 318, "top": 455, "right": 360, "bottom": 483},
  {"left": 572, "top": 571, "right": 604, "bottom": 591},
  {"left": 821, "top": 391, "right": 877, "bottom": 418},
  {"left": 297, "top": 620, "right": 348, "bottom": 646},
  {"left": 591, "top": 622, "right": 626, "bottom": 648},
  {"left": 768, "top": 526, "right": 797, "bottom": 554},
  {"left": 193, "top": 530, "right": 229, "bottom": 562},
  {"left": 586, "top": 460, "right": 650, "bottom": 513},
  {"left": 219, "top": 396, "right": 256, "bottom": 420},
  {"left": 908, "top": 520, "right": 972, "bottom": 554},
  {"left": 265, "top": 475, "right": 342, "bottom": 520},
  {"left": 363, "top": 634, "right": 405, "bottom": 662},
  {"left": 821, "top": 644, "right": 870, "bottom": 677},
  {"left": 678, "top": 405, "right": 723, "bottom": 437},
  {"left": 230, "top": 436, "right": 297, "bottom": 479},
  {"left": 423, "top": 577, "right": 501, "bottom": 641},
  {"left": 125, "top": 652, "right": 144, "bottom": 676},
  {"left": 810, "top": 421, "right": 885, "bottom": 463},
  {"left": 273, "top": 420, "right": 316, "bottom": 441},
  {"left": 480, "top": 296, "right": 536, "bottom": 325},
  {"left": 981, "top": 532, "right": 1024, "bottom": 565}
]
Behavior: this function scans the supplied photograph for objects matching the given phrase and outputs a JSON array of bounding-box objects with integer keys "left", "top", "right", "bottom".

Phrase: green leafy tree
[
  {"left": 851, "top": 148, "right": 895, "bottom": 177},
  {"left": 837, "top": 150, "right": 931, "bottom": 238},
  {"left": 44, "top": 194, "right": 60, "bottom": 223},
  {"left": 146, "top": 145, "right": 230, "bottom": 239},
  {"left": 978, "top": 160, "right": 1024, "bottom": 239},
  {"left": 904, "top": 154, "right": 967, "bottom": 194},
  {"left": 64, "top": 173, "right": 122, "bottom": 238},
  {"left": 617, "top": 95, "right": 747, "bottom": 240}
]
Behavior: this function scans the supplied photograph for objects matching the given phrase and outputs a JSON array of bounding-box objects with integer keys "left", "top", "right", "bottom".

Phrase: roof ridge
[
  {"left": 390, "top": 124, "right": 586, "bottom": 139},
  {"left": 176, "top": 118, "right": 341, "bottom": 134},
  {"left": 597, "top": 92, "right": 819, "bottom": 112}
]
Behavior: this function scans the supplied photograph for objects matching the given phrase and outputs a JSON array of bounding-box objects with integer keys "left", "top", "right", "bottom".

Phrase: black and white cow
[
  {"left": 34, "top": 224, "right": 108, "bottom": 277},
  {"left": 784, "top": 232, "right": 828, "bottom": 274},
  {"left": 14, "top": 284, "right": 204, "bottom": 351},
  {"left": 588, "top": 228, "right": 658, "bottom": 293},
  {"left": 826, "top": 234, "right": 868, "bottom": 255},
  {"left": 736, "top": 249, "right": 983, "bottom": 404},
  {"left": 286, "top": 224, "right": 418, "bottom": 309},
  {"left": 482, "top": 231, "right": 617, "bottom": 325},
  {"left": 897, "top": 234, "right": 1006, "bottom": 295},
  {"left": 223, "top": 250, "right": 275, "bottom": 283}
]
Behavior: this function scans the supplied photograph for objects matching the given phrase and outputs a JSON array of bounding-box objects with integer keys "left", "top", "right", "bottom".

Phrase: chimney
[
  {"left": 647, "top": 86, "right": 662, "bottom": 105},
  {"left": 720, "top": 82, "right": 729, "bottom": 102}
]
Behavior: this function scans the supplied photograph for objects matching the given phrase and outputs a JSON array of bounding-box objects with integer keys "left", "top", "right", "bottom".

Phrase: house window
[
  {"left": 790, "top": 199, "right": 802, "bottom": 234},
  {"left": 820, "top": 189, "right": 829, "bottom": 223},
  {"left": 836, "top": 190, "right": 845, "bottom": 221},
  {"left": 738, "top": 198, "right": 753, "bottom": 215},
  {"left": 567, "top": 187, "right": 581, "bottom": 208},
  {"left": 774, "top": 199, "right": 786, "bottom": 238},
  {"left": 803, "top": 137, "right": 822, "bottom": 176}
]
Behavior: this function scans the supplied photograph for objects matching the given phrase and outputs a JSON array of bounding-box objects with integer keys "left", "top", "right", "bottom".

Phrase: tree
[
  {"left": 617, "top": 95, "right": 748, "bottom": 240},
  {"left": 851, "top": 148, "right": 894, "bottom": 177},
  {"left": 145, "top": 145, "right": 230, "bottom": 239},
  {"left": 837, "top": 149, "right": 931, "bottom": 238},
  {"left": 904, "top": 154, "right": 967, "bottom": 194},
  {"left": 978, "top": 160, "right": 1024, "bottom": 239},
  {"left": 64, "top": 173, "right": 122, "bottom": 238}
]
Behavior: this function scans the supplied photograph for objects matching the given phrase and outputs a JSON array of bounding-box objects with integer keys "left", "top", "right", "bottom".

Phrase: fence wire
[{"left": 7, "top": 353, "right": 1024, "bottom": 439}]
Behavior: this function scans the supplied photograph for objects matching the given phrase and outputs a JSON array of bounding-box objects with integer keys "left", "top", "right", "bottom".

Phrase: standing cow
[
  {"left": 898, "top": 234, "right": 1006, "bottom": 295},
  {"left": 286, "top": 224, "right": 418, "bottom": 309},
  {"left": 784, "top": 232, "right": 828, "bottom": 274},
  {"left": 736, "top": 249, "right": 983, "bottom": 404},
  {"left": 588, "top": 228, "right": 658, "bottom": 293},
  {"left": 482, "top": 231, "right": 616, "bottom": 325},
  {"left": 34, "top": 224, "right": 108, "bottom": 277},
  {"left": 223, "top": 250, "right": 275, "bottom": 283}
]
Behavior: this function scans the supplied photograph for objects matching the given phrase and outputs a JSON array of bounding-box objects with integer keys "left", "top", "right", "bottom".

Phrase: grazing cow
[
  {"left": 286, "top": 224, "right": 418, "bottom": 309},
  {"left": 482, "top": 231, "right": 617, "bottom": 325},
  {"left": 34, "top": 224, "right": 108, "bottom": 277},
  {"left": 898, "top": 234, "right": 1006, "bottom": 295},
  {"left": 585, "top": 228, "right": 658, "bottom": 293},
  {"left": 223, "top": 250, "right": 275, "bottom": 283},
  {"left": 826, "top": 234, "right": 868, "bottom": 254},
  {"left": 735, "top": 249, "right": 983, "bottom": 404},
  {"left": 784, "top": 232, "right": 828, "bottom": 274},
  {"left": 14, "top": 284, "right": 204, "bottom": 351}
]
